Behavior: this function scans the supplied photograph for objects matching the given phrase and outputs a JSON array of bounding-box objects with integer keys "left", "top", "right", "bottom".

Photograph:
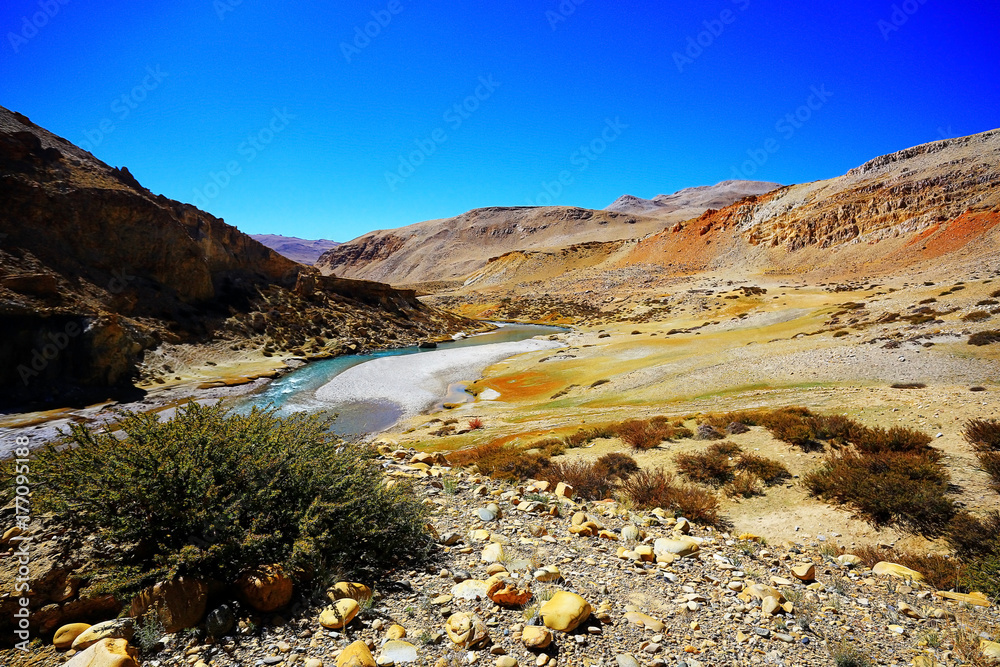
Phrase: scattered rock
[
  {"left": 64, "top": 638, "right": 139, "bottom": 667},
  {"left": 539, "top": 591, "right": 592, "bottom": 632}
]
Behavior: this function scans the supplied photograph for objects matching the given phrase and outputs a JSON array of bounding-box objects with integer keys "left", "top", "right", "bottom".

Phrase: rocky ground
[{"left": 5, "top": 445, "right": 999, "bottom": 667}]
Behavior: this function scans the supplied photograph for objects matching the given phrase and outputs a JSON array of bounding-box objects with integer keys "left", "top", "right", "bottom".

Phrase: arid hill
[
  {"left": 315, "top": 181, "right": 779, "bottom": 288},
  {"left": 249, "top": 234, "right": 340, "bottom": 265},
  {"left": 0, "top": 107, "right": 470, "bottom": 406},
  {"left": 605, "top": 179, "right": 780, "bottom": 217},
  {"left": 437, "top": 129, "right": 1000, "bottom": 316}
]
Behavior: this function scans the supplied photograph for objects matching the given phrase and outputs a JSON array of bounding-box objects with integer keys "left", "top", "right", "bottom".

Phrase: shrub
[
  {"left": 725, "top": 471, "right": 762, "bottom": 499},
  {"left": 726, "top": 421, "right": 750, "bottom": 435},
  {"left": 962, "top": 310, "right": 992, "bottom": 322},
  {"left": 674, "top": 443, "right": 738, "bottom": 486},
  {"left": 830, "top": 637, "right": 872, "bottom": 667},
  {"left": 890, "top": 382, "right": 927, "bottom": 389},
  {"left": 807, "top": 413, "right": 859, "bottom": 445},
  {"left": 734, "top": 453, "right": 790, "bottom": 485},
  {"left": 594, "top": 452, "right": 640, "bottom": 479},
  {"left": 851, "top": 425, "right": 936, "bottom": 457},
  {"left": 803, "top": 449, "right": 953, "bottom": 533},
  {"left": 16, "top": 403, "right": 430, "bottom": 599},
  {"left": 964, "top": 418, "right": 1000, "bottom": 491},
  {"left": 540, "top": 461, "right": 616, "bottom": 501},
  {"left": 969, "top": 330, "right": 1000, "bottom": 346},
  {"left": 852, "top": 545, "right": 962, "bottom": 592},
  {"left": 468, "top": 417, "right": 485, "bottom": 430},
  {"left": 614, "top": 418, "right": 687, "bottom": 450},
  {"left": 618, "top": 468, "right": 721, "bottom": 527}
]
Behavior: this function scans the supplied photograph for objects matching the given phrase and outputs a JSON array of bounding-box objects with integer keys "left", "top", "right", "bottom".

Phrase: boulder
[
  {"left": 236, "top": 565, "right": 294, "bottom": 612},
  {"left": 65, "top": 638, "right": 139, "bottom": 667},
  {"left": 445, "top": 612, "right": 490, "bottom": 649},
  {"left": 791, "top": 563, "right": 816, "bottom": 582},
  {"left": 205, "top": 603, "right": 237, "bottom": 638},
  {"left": 377, "top": 640, "right": 418, "bottom": 665},
  {"left": 129, "top": 576, "right": 208, "bottom": 633},
  {"left": 872, "top": 562, "right": 926, "bottom": 583},
  {"left": 338, "top": 640, "right": 377, "bottom": 667},
  {"left": 539, "top": 591, "right": 591, "bottom": 632},
  {"left": 71, "top": 619, "right": 135, "bottom": 651},
  {"left": 54, "top": 623, "right": 92, "bottom": 650},
  {"left": 320, "top": 598, "right": 360, "bottom": 629}
]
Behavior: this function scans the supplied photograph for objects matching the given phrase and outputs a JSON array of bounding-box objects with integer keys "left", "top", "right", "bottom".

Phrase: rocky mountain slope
[
  {"left": 605, "top": 180, "right": 781, "bottom": 217},
  {"left": 0, "top": 106, "right": 471, "bottom": 407},
  {"left": 441, "top": 129, "right": 1000, "bottom": 316},
  {"left": 317, "top": 181, "right": 782, "bottom": 289},
  {"left": 249, "top": 234, "right": 340, "bottom": 265}
]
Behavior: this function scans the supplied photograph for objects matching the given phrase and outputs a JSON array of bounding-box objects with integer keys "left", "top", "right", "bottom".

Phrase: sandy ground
[{"left": 314, "top": 339, "right": 563, "bottom": 420}]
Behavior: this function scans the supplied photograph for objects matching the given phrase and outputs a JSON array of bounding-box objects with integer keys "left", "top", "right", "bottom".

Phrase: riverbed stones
[{"left": 539, "top": 591, "right": 592, "bottom": 632}]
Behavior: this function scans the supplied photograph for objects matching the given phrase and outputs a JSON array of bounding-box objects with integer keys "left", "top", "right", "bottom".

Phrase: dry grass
[{"left": 964, "top": 419, "right": 1000, "bottom": 492}]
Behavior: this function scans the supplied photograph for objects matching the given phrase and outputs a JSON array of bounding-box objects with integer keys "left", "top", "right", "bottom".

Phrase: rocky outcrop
[{"left": 0, "top": 106, "right": 474, "bottom": 406}]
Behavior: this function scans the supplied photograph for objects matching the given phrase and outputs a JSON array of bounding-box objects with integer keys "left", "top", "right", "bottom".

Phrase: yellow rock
[
  {"left": 624, "top": 611, "right": 665, "bottom": 632},
  {"left": 486, "top": 578, "right": 532, "bottom": 607},
  {"left": 937, "top": 590, "right": 990, "bottom": 607},
  {"left": 485, "top": 563, "right": 508, "bottom": 576},
  {"left": 837, "top": 554, "right": 863, "bottom": 568},
  {"left": 64, "top": 638, "right": 139, "bottom": 667},
  {"left": 54, "top": 623, "right": 92, "bottom": 650},
  {"left": 71, "top": 620, "right": 134, "bottom": 651},
  {"left": 597, "top": 530, "right": 618, "bottom": 541},
  {"left": 634, "top": 545, "right": 655, "bottom": 562},
  {"left": 320, "top": 598, "right": 360, "bottom": 629},
  {"left": 532, "top": 565, "right": 561, "bottom": 583},
  {"left": 791, "top": 563, "right": 816, "bottom": 581},
  {"left": 237, "top": 565, "right": 294, "bottom": 612},
  {"left": 738, "top": 533, "right": 761, "bottom": 542},
  {"left": 653, "top": 537, "right": 699, "bottom": 558},
  {"left": 471, "top": 529, "right": 492, "bottom": 541},
  {"left": 539, "top": 591, "right": 591, "bottom": 632},
  {"left": 129, "top": 576, "right": 208, "bottom": 633},
  {"left": 761, "top": 596, "right": 782, "bottom": 616},
  {"left": 554, "top": 482, "right": 573, "bottom": 498},
  {"left": 872, "top": 562, "right": 926, "bottom": 583},
  {"left": 330, "top": 582, "right": 373, "bottom": 603},
  {"left": 445, "top": 612, "right": 490, "bottom": 649},
  {"left": 386, "top": 624, "right": 407, "bottom": 640},
  {"left": 338, "top": 640, "right": 377, "bottom": 667},
  {"left": 481, "top": 543, "right": 504, "bottom": 562},
  {"left": 981, "top": 640, "right": 1000, "bottom": 663},
  {"left": 521, "top": 625, "right": 552, "bottom": 649},
  {"left": 742, "top": 584, "right": 784, "bottom": 604}
]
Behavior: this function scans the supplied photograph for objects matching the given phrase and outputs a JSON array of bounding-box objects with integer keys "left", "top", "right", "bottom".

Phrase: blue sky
[{"left": 2, "top": 1, "right": 998, "bottom": 242}]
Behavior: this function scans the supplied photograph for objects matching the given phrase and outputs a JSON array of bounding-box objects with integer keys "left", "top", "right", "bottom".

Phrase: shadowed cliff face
[{"left": 0, "top": 107, "right": 472, "bottom": 407}]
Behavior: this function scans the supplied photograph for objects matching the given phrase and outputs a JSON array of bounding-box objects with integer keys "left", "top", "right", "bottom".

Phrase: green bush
[{"left": 14, "top": 403, "right": 430, "bottom": 599}]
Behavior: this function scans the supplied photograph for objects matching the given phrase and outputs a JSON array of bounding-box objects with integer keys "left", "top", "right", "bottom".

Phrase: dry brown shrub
[{"left": 619, "top": 467, "right": 721, "bottom": 527}]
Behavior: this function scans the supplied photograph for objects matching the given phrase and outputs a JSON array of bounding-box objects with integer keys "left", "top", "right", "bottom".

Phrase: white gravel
[{"left": 314, "top": 338, "right": 563, "bottom": 417}]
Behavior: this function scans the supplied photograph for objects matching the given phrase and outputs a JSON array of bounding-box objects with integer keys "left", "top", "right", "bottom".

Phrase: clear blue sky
[{"left": 2, "top": 1, "right": 998, "bottom": 242}]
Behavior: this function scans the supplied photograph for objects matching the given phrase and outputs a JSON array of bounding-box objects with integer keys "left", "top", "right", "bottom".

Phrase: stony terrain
[
  {"left": 605, "top": 181, "right": 781, "bottom": 217},
  {"left": 5, "top": 445, "right": 998, "bottom": 667}
]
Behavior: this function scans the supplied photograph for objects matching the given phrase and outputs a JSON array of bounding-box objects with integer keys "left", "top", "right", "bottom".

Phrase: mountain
[
  {"left": 605, "top": 180, "right": 781, "bottom": 216},
  {"left": 250, "top": 234, "right": 340, "bottom": 265},
  {"left": 451, "top": 129, "right": 1000, "bottom": 308},
  {"left": 0, "top": 107, "right": 471, "bottom": 406}
]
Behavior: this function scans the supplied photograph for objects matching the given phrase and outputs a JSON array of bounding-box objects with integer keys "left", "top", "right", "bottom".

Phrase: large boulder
[
  {"left": 129, "top": 576, "right": 208, "bottom": 633},
  {"left": 236, "top": 565, "right": 294, "bottom": 612},
  {"left": 328, "top": 582, "right": 373, "bottom": 603},
  {"left": 539, "top": 591, "right": 591, "bottom": 632}
]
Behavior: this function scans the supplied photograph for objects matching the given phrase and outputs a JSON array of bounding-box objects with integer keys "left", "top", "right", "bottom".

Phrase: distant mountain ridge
[
  {"left": 605, "top": 180, "right": 781, "bottom": 216},
  {"left": 316, "top": 181, "right": 778, "bottom": 286},
  {"left": 250, "top": 234, "right": 340, "bottom": 265}
]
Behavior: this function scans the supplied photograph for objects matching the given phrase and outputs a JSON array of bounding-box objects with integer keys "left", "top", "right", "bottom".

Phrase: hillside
[
  {"left": 436, "top": 129, "right": 1000, "bottom": 318},
  {"left": 605, "top": 179, "right": 781, "bottom": 216},
  {"left": 250, "top": 234, "right": 340, "bottom": 265},
  {"left": 0, "top": 107, "right": 472, "bottom": 406}
]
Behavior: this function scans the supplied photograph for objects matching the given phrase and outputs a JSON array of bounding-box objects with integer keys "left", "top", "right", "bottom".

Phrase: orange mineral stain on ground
[{"left": 478, "top": 370, "right": 564, "bottom": 402}]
